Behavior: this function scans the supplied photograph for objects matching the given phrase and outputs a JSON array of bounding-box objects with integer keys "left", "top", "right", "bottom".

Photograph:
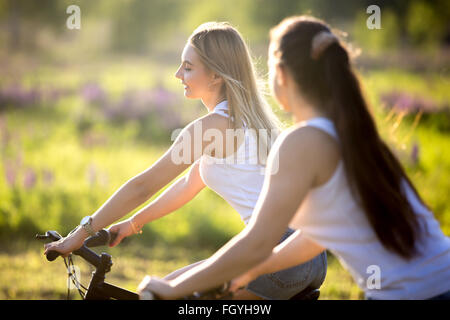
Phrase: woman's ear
[
  {"left": 211, "top": 73, "right": 223, "bottom": 86},
  {"left": 208, "top": 73, "right": 224, "bottom": 91},
  {"left": 272, "top": 63, "right": 293, "bottom": 112},
  {"left": 275, "top": 63, "right": 287, "bottom": 87}
]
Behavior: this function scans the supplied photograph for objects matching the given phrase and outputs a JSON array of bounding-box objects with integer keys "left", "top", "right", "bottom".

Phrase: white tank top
[
  {"left": 199, "top": 100, "right": 265, "bottom": 224},
  {"left": 291, "top": 117, "right": 450, "bottom": 299}
]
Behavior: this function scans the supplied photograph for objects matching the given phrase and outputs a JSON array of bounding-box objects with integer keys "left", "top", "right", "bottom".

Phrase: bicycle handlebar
[
  {"left": 84, "top": 229, "right": 111, "bottom": 248},
  {"left": 36, "top": 229, "right": 232, "bottom": 300},
  {"left": 36, "top": 229, "right": 117, "bottom": 265}
]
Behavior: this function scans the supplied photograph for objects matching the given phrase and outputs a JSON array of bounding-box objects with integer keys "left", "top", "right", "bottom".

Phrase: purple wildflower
[
  {"left": 42, "top": 168, "right": 54, "bottom": 186},
  {"left": 0, "top": 115, "right": 9, "bottom": 149},
  {"left": 86, "top": 163, "right": 97, "bottom": 186},
  {"left": 4, "top": 160, "right": 17, "bottom": 187},
  {"left": 152, "top": 86, "right": 176, "bottom": 107},
  {"left": 100, "top": 86, "right": 184, "bottom": 134},
  {"left": 23, "top": 167, "right": 37, "bottom": 190},
  {"left": 0, "top": 84, "right": 41, "bottom": 108},
  {"left": 381, "top": 91, "right": 439, "bottom": 114},
  {"left": 411, "top": 142, "right": 419, "bottom": 165},
  {"left": 81, "top": 83, "right": 107, "bottom": 105}
]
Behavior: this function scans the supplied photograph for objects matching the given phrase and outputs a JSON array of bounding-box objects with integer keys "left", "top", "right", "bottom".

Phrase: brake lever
[
  {"left": 35, "top": 231, "right": 65, "bottom": 261},
  {"left": 35, "top": 230, "right": 62, "bottom": 242}
]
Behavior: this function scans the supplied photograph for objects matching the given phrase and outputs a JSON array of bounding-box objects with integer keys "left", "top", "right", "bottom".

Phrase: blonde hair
[{"left": 188, "top": 22, "right": 283, "bottom": 162}]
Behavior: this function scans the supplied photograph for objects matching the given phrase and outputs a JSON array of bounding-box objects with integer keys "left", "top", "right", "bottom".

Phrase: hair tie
[{"left": 311, "top": 31, "right": 338, "bottom": 60}]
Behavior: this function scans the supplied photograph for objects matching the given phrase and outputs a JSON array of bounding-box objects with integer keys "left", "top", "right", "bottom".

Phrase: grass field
[{"left": 0, "top": 57, "right": 448, "bottom": 299}]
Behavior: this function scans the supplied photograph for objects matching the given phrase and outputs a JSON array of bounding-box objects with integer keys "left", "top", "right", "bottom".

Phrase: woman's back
[{"left": 290, "top": 117, "right": 450, "bottom": 299}]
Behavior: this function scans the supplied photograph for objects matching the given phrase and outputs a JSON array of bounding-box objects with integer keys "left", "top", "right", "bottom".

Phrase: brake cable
[{"left": 63, "top": 254, "right": 88, "bottom": 299}]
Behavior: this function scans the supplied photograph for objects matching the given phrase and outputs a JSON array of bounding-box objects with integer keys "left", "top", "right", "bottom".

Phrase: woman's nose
[{"left": 175, "top": 67, "right": 183, "bottom": 80}]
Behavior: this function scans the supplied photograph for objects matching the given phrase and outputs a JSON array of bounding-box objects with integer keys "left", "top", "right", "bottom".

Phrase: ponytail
[{"left": 322, "top": 43, "right": 424, "bottom": 259}]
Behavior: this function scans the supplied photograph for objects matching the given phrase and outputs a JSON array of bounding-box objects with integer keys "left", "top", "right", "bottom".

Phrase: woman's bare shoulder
[
  {"left": 272, "top": 124, "right": 341, "bottom": 180},
  {"left": 278, "top": 124, "right": 338, "bottom": 152},
  {"left": 188, "top": 112, "right": 230, "bottom": 131}
]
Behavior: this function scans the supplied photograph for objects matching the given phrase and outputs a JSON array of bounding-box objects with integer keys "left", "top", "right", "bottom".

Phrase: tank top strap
[{"left": 301, "top": 117, "right": 339, "bottom": 141}]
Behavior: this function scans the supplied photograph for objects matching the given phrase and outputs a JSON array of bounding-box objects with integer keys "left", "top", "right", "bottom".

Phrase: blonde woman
[{"left": 44, "top": 22, "right": 327, "bottom": 300}]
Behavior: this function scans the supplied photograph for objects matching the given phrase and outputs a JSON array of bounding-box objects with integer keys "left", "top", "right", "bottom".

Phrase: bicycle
[
  {"left": 36, "top": 228, "right": 231, "bottom": 300},
  {"left": 36, "top": 229, "right": 319, "bottom": 300}
]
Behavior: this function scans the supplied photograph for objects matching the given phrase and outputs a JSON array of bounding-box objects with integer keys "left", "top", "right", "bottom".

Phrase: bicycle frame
[{"left": 82, "top": 252, "right": 139, "bottom": 300}]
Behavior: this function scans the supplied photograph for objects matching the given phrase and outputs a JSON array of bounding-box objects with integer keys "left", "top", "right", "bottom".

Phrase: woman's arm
[
  {"left": 131, "top": 159, "right": 205, "bottom": 230},
  {"left": 252, "top": 231, "right": 325, "bottom": 276},
  {"left": 230, "top": 230, "right": 325, "bottom": 291},
  {"left": 163, "top": 260, "right": 206, "bottom": 281},
  {"left": 108, "top": 159, "right": 205, "bottom": 246},
  {"left": 145, "top": 127, "right": 329, "bottom": 299}
]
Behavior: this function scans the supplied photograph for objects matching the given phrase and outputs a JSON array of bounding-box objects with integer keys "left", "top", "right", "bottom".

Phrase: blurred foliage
[
  {"left": 406, "top": 0, "right": 448, "bottom": 49},
  {"left": 0, "top": 0, "right": 449, "bottom": 55}
]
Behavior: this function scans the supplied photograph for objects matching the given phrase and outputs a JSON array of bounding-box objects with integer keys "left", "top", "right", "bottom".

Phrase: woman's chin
[{"left": 183, "top": 90, "right": 195, "bottom": 99}]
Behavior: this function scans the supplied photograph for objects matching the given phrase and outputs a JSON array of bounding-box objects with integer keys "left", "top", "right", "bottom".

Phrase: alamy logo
[
  {"left": 366, "top": 265, "right": 381, "bottom": 289},
  {"left": 66, "top": 5, "right": 81, "bottom": 30},
  {"left": 366, "top": 5, "right": 381, "bottom": 30}
]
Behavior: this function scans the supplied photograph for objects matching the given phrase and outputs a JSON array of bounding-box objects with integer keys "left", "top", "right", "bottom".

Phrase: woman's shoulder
[
  {"left": 276, "top": 123, "right": 337, "bottom": 150},
  {"left": 180, "top": 113, "right": 230, "bottom": 137},
  {"left": 272, "top": 124, "right": 340, "bottom": 172},
  {"left": 203, "top": 112, "right": 230, "bottom": 127},
  {"left": 190, "top": 112, "right": 230, "bottom": 130}
]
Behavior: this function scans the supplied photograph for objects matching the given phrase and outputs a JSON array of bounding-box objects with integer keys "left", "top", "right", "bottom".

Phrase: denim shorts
[{"left": 246, "top": 228, "right": 327, "bottom": 300}]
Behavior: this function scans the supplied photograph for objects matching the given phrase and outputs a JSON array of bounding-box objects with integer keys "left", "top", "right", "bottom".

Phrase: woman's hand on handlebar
[
  {"left": 43, "top": 227, "right": 85, "bottom": 258},
  {"left": 137, "top": 275, "right": 174, "bottom": 300},
  {"left": 229, "top": 269, "right": 258, "bottom": 293},
  {"left": 107, "top": 218, "right": 135, "bottom": 247}
]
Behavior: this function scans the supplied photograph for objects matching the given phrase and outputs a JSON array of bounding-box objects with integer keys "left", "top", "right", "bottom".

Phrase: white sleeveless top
[
  {"left": 199, "top": 100, "right": 265, "bottom": 224},
  {"left": 291, "top": 117, "right": 450, "bottom": 299}
]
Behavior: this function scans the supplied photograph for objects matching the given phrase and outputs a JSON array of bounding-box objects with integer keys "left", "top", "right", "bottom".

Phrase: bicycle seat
[{"left": 289, "top": 287, "right": 320, "bottom": 300}]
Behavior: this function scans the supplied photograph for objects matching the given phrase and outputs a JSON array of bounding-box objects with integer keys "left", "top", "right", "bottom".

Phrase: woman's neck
[
  {"left": 202, "top": 94, "right": 226, "bottom": 112},
  {"left": 289, "top": 95, "right": 327, "bottom": 123}
]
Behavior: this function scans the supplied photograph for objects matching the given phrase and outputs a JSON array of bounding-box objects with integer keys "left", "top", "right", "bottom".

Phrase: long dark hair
[{"left": 270, "top": 16, "right": 426, "bottom": 259}]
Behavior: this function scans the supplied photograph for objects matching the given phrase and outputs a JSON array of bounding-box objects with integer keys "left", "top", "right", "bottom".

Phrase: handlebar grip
[
  {"left": 46, "top": 250, "right": 61, "bottom": 261},
  {"left": 84, "top": 229, "right": 111, "bottom": 247}
]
